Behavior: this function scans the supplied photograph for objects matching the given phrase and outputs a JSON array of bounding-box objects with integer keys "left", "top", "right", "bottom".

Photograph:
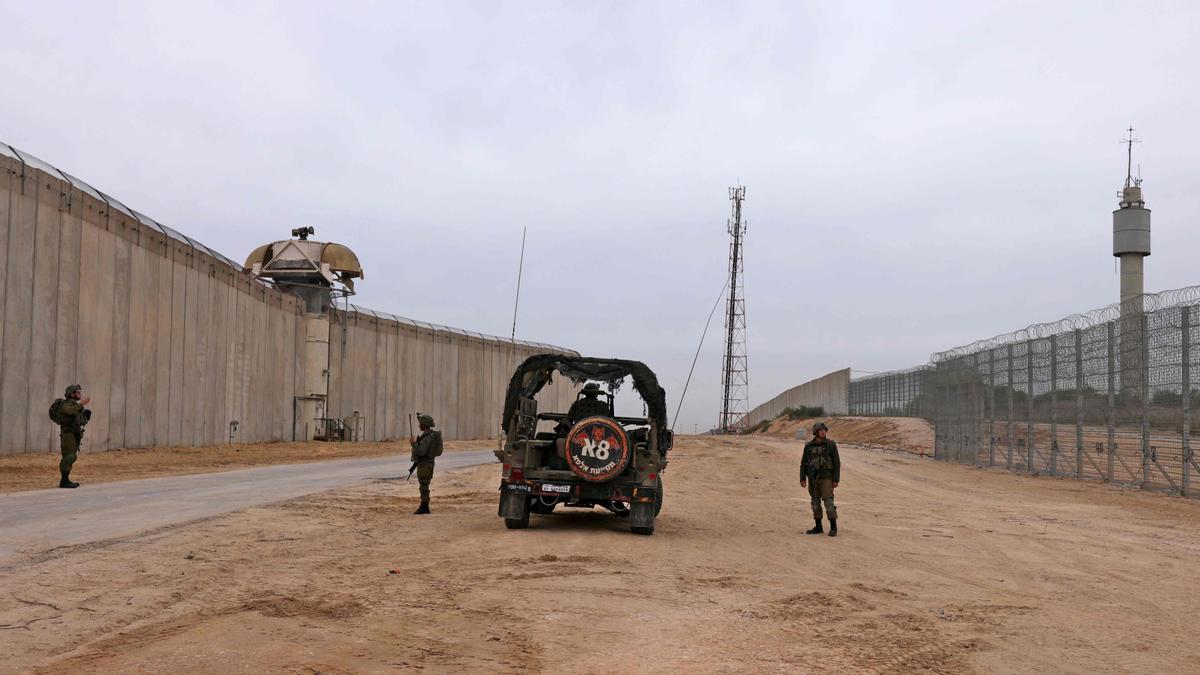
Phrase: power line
[{"left": 672, "top": 277, "right": 730, "bottom": 431}]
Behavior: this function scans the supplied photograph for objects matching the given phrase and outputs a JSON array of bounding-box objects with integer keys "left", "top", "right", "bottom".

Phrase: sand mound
[{"left": 758, "top": 416, "right": 934, "bottom": 455}]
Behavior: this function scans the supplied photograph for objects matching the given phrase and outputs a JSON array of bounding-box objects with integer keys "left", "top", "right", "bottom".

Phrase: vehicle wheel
[
  {"left": 500, "top": 493, "right": 530, "bottom": 529},
  {"left": 629, "top": 501, "right": 655, "bottom": 535},
  {"left": 654, "top": 480, "right": 664, "bottom": 516}
]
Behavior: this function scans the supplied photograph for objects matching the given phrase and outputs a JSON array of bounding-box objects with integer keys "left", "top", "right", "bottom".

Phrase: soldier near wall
[
  {"left": 800, "top": 421, "right": 840, "bottom": 537},
  {"left": 409, "top": 413, "right": 443, "bottom": 514},
  {"left": 50, "top": 384, "right": 92, "bottom": 489}
]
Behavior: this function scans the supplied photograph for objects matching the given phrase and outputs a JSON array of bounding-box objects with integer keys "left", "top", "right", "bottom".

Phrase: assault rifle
[{"left": 407, "top": 413, "right": 416, "bottom": 480}]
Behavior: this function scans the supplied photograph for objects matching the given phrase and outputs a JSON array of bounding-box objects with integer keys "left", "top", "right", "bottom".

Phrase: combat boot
[
  {"left": 805, "top": 518, "right": 823, "bottom": 535},
  {"left": 59, "top": 472, "right": 79, "bottom": 489},
  {"left": 828, "top": 519, "right": 838, "bottom": 537},
  {"left": 413, "top": 502, "right": 431, "bottom": 515}
]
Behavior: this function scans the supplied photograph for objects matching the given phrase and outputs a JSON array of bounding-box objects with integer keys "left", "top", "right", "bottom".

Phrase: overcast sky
[{"left": 3, "top": 1, "right": 1199, "bottom": 432}]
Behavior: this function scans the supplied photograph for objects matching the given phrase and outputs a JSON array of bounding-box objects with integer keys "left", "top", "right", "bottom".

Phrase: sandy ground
[
  {"left": 760, "top": 416, "right": 936, "bottom": 455},
  {"left": 0, "top": 439, "right": 494, "bottom": 494},
  {"left": 3, "top": 434, "right": 1199, "bottom": 673}
]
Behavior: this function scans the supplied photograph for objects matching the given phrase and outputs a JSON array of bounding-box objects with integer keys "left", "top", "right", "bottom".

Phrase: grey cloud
[{"left": 2, "top": 0, "right": 1198, "bottom": 432}]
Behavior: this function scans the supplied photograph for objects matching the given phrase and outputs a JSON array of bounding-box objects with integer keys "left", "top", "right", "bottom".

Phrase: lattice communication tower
[{"left": 718, "top": 185, "right": 749, "bottom": 433}]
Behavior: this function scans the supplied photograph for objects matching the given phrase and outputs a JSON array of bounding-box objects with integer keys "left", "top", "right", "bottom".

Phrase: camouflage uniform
[
  {"left": 567, "top": 383, "right": 609, "bottom": 420},
  {"left": 801, "top": 435, "right": 840, "bottom": 529},
  {"left": 55, "top": 385, "right": 90, "bottom": 488},
  {"left": 410, "top": 414, "right": 442, "bottom": 513}
]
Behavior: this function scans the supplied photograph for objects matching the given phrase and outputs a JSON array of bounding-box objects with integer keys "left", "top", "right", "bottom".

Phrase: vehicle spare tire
[{"left": 565, "top": 416, "right": 631, "bottom": 482}]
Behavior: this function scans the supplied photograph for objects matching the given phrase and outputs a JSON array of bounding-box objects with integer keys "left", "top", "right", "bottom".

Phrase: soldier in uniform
[
  {"left": 54, "top": 384, "right": 91, "bottom": 488},
  {"left": 567, "top": 382, "right": 610, "bottom": 420},
  {"left": 800, "top": 421, "right": 840, "bottom": 536},
  {"left": 409, "top": 414, "right": 442, "bottom": 514}
]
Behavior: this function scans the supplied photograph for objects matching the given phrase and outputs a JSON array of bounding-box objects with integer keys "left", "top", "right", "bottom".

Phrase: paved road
[{"left": 0, "top": 450, "right": 497, "bottom": 561}]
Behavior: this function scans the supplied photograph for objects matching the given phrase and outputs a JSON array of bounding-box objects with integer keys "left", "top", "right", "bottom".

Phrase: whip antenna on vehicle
[{"left": 510, "top": 226, "right": 527, "bottom": 342}]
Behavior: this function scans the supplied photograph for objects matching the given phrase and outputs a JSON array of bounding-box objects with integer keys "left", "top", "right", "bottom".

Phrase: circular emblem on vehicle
[{"left": 565, "top": 416, "right": 631, "bottom": 482}]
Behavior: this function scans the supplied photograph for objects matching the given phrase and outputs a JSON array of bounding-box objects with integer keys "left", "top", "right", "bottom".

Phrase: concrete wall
[
  {"left": 0, "top": 145, "right": 574, "bottom": 454},
  {"left": 327, "top": 308, "right": 577, "bottom": 441},
  {"left": 0, "top": 149, "right": 307, "bottom": 454},
  {"left": 744, "top": 368, "right": 851, "bottom": 427}
]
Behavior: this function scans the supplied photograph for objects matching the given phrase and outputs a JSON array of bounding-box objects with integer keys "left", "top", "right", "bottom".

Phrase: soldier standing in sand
[
  {"left": 409, "top": 413, "right": 443, "bottom": 514},
  {"left": 51, "top": 384, "right": 92, "bottom": 488},
  {"left": 800, "top": 421, "right": 840, "bottom": 537}
]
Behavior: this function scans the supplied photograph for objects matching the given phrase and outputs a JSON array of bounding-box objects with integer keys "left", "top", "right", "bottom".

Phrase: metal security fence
[
  {"left": 848, "top": 366, "right": 932, "bottom": 417},
  {"left": 849, "top": 285, "right": 1200, "bottom": 498}
]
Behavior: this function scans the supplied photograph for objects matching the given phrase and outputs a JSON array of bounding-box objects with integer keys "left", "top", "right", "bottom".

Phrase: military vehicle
[{"left": 497, "top": 355, "right": 673, "bottom": 535}]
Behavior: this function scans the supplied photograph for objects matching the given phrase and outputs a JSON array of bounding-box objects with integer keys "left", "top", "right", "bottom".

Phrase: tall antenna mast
[
  {"left": 718, "top": 185, "right": 749, "bottom": 434},
  {"left": 1122, "top": 126, "right": 1141, "bottom": 188}
]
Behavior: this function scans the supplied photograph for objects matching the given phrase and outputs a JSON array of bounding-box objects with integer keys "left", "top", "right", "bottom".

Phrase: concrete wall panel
[
  {"left": 744, "top": 368, "right": 851, "bottom": 428},
  {"left": 0, "top": 164, "right": 37, "bottom": 453},
  {"left": 166, "top": 240, "right": 187, "bottom": 447},
  {"left": 137, "top": 239, "right": 158, "bottom": 448},
  {"left": 181, "top": 259, "right": 201, "bottom": 446},
  {"left": 108, "top": 234, "right": 132, "bottom": 451},
  {"left": 271, "top": 300, "right": 287, "bottom": 440},
  {"left": 27, "top": 169, "right": 61, "bottom": 451},
  {"left": 153, "top": 248, "right": 173, "bottom": 445},
  {"left": 0, "top": 157, "right": 12, "bottom": 433},
  {"left": 383, "top": 325, "right": 398, "bottom": 439},
  {"left": 75, "top": 211, "right": 100, "bottom": 452},
  {"left": 52, "top": 186, "right": 83, "bottom": 442},
  {"left": 124, "top": 241, "right": 146, "bottom": 448},
  {"left": 89, "top": 227, "right": 117, "bottom": 451}
]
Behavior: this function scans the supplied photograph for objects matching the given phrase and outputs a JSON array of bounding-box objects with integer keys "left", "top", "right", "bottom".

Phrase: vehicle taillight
[{"left": 510, "top": 467, "right": 524, "bottom": 482}]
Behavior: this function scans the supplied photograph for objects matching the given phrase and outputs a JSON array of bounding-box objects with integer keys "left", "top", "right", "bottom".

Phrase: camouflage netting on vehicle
[{"left": 503, "top": 354, "right": 670, "bottom": 450}]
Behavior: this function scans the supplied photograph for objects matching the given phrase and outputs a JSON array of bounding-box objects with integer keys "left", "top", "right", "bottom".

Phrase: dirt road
[
  {"left": 3, "top": 435, "right": 1198, "bottom": 673},
  {"left": 0, "top": 451, "right": 496, "bottom": 561},
  {"left": 0, "top": 439, "right": 491, "bottom": 494}
]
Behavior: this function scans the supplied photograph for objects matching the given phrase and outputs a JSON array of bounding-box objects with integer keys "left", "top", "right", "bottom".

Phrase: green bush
[
  {"left": 778, "top": 405, "right": 825, "bottom": 420},
  {"left": 744, "top": 419, "right": 771, "bottom": 434}
]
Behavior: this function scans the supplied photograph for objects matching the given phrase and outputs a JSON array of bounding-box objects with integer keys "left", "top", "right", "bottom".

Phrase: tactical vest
[{"left": 805, "top": 441, "right": 834, "bottom": 476}]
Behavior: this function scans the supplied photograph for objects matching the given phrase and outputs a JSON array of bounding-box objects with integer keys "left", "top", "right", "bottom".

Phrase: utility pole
[{"left": 719, "top": 186, "right": 749, "bottom": 433}]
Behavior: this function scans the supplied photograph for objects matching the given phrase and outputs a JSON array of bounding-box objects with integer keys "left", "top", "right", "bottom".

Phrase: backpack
[
  {"left": 430, "top": 431, "right": 444, "bottom": 458},
  {"left": 49, "top": 398, "right": 67, "bottom": 425}
]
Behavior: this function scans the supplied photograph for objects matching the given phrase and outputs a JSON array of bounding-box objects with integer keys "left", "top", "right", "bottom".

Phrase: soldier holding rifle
[{"left": 408, "top": 413, "right": 442, "bottom": 514}]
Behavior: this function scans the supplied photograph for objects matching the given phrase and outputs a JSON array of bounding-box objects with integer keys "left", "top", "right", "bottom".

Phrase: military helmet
[
  {"left": 417, "top": 413, "right": 435, "bottom": 428},
  {"left": 65, "top": 384, "right": 82, "bottom": 397},
  {"left": 581, "top": 382, "right": 602, "bottom": 396},
  {"left": 812, "top": 421, "right": 829, "bottom": 433}
]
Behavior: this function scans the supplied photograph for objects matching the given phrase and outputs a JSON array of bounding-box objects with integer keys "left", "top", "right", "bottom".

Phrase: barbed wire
[
  {"left": 930, "top": 284, "right": 1200, "bottom": 363},
  {"left": 850, "top": 364, "right": 932, "bottom": 383}
]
